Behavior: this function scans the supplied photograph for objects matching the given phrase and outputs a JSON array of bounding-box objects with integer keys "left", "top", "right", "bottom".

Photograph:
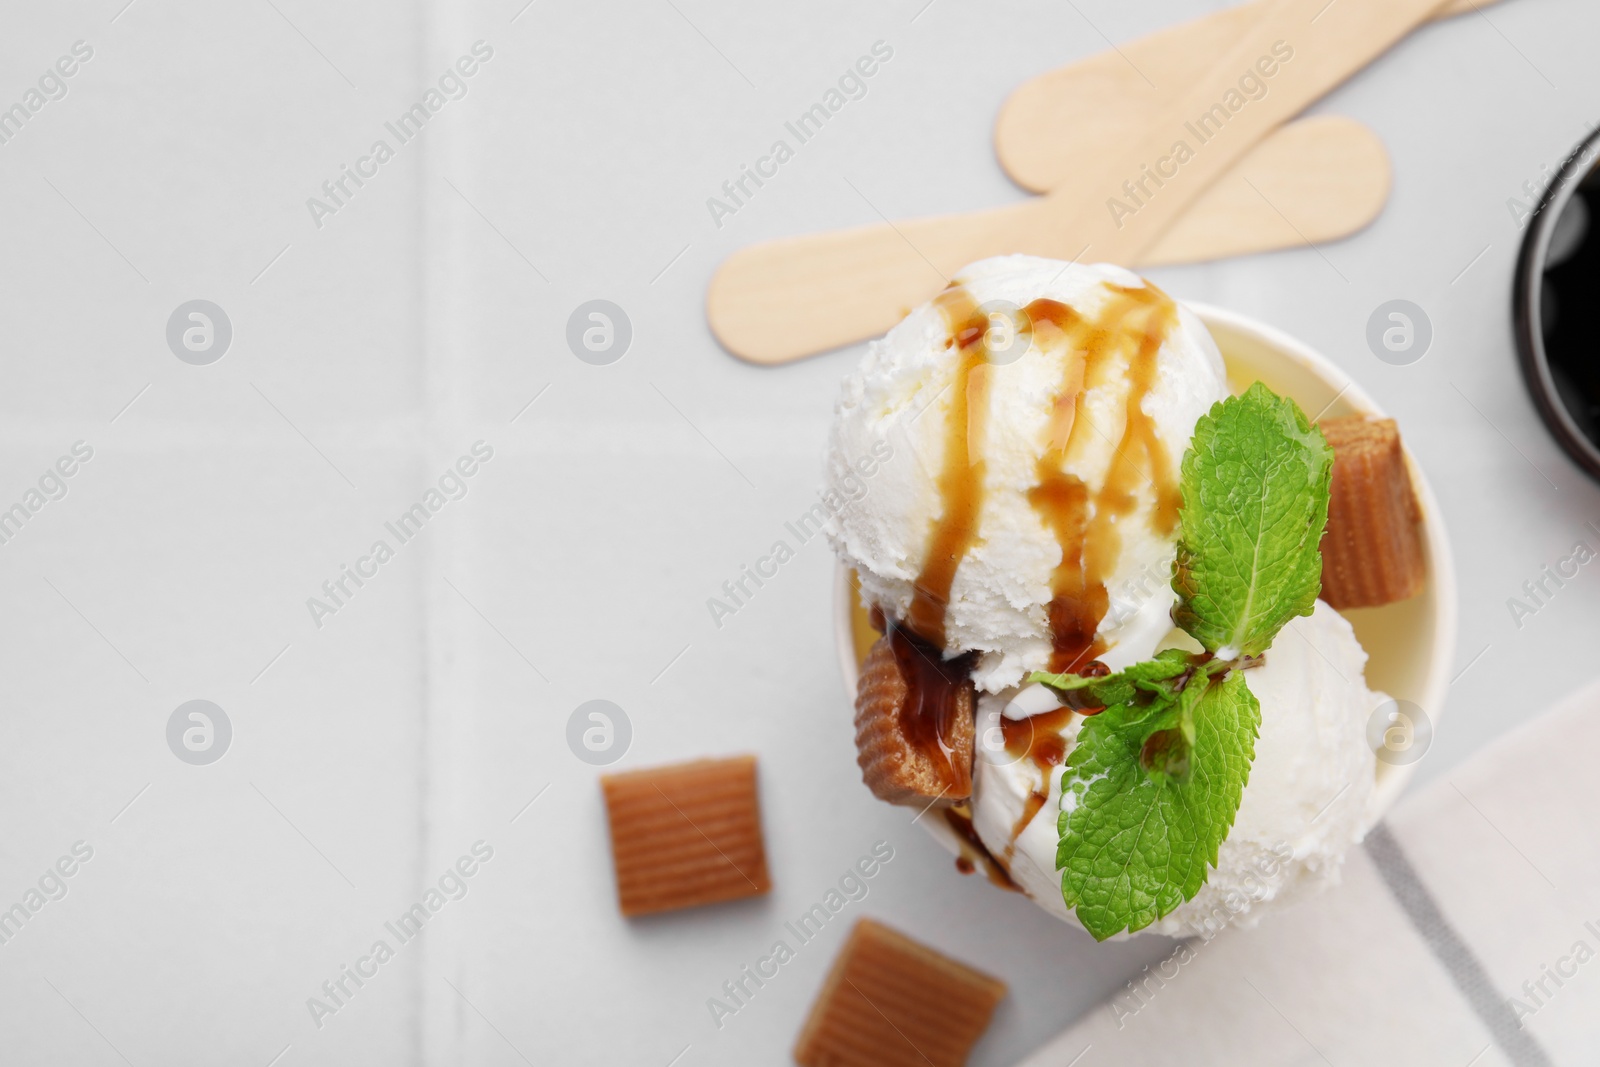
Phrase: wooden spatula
[
  {"left": 995, "top": 0, "right": 1494, "bottom": 193},
  {"left": 710, "top": 0, "right": 1453, "bottom": 365}
]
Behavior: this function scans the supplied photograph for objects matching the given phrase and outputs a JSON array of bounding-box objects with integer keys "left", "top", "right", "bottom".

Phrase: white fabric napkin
[{"left": 1014, "top": 678, "right": 1600, "bottom": 1067}]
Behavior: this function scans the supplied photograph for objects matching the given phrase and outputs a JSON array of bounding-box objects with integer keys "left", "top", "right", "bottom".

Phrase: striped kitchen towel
[{"left": 1014, "top": 678, "right": 1600, "bottom": 1066}]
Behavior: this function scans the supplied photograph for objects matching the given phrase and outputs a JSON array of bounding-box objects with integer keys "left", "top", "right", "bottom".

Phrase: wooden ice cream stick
[
  {"left": 709, "top": 0, "right": 1454, "bottom": 365},
  {"left": 1140, "top": 114, "right": 1389, "bottom": 268},
  {"left": 995, "top": 0, "right": 1497, "bottom": 193}
]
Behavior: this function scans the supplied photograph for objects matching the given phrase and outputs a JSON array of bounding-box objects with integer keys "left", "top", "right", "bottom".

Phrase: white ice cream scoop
[
  {"left": 825, "top": 255, "right": 1229, "bottom": 694},
  {"left": 970, "top": 602, "right": 1386, "bottom": 938}
]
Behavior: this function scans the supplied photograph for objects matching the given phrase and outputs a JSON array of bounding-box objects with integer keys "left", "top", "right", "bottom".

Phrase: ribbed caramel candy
[
  {"left": 794, "top": 918, "right": 1007, "bottom": 1067},
  {"left": 600, "top": 755, "right": 770, "bottom": 917},
  {"left": 854, "top": 632, "right": 975, "bottom": 807},
  {"left": 1318, "top": 415, "right": 1425, "bottom": 609}
]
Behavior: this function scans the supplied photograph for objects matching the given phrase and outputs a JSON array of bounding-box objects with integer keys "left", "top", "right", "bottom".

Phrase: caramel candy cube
[
  {"left": 794, "top": 918, "right": 1007, "bottom": 1067},
  {"left": 1318, "top": 415, "right": 1425, "bottom": 609},
  {"left": 600, "top": 755, "right": 771, "bottom": 917},
  {"left": 854, "top": 633, "right": 975, "bottom": 807}
]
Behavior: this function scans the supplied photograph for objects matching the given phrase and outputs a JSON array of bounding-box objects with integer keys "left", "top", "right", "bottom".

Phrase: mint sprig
[
  {"left": 1053, "top": 670, "right": 1257, "bottom": 938},
  {"left": 1027, "top": 383, "right": 1332, "bottom": 940}
]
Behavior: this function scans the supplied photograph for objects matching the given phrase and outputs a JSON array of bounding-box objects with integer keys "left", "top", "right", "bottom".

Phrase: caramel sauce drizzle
[
  {"left": 998, "top": 658, "right": 1110, "bottom": 851},
  {"left": 1025, "top": 286, "right": 1181, "bottom": 674},
  {"left": 885, "top": 620, "right": 976, "bottom": 796},
  {"left": 942, "top": 805, "right": 1022, "bottom": 892},
  {"left": 1000, "top": 706, "right": 1075, "bottom": 772},
  {"left": 896, "top": 287, "right": 1027, "bottom": 811},
  {"left": 896, "top": 279, "right": 1184, "bottom": 866},
  {"left": 993, "top": 285, "right": 1180, "bottom": 854},
  {"left": 999, "top": 706, "right": 1076, "bottom": 861},
  {"left": 905, "top": 287, "right": 1015, "bottom": 649}
]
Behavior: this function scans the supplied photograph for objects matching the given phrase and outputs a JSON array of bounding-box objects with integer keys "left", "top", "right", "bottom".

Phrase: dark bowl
[{"left": 1513, "top": 124, "right": 1600, "bottom": 484}]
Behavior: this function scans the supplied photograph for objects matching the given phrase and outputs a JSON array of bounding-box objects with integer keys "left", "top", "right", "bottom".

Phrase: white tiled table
[{"left": 0, "top": 1, "right": 1594, "bottom": 1063}]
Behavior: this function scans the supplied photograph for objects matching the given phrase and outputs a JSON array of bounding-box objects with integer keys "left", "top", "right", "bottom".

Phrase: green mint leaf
[
  {"left": 1056, "top": 668, "right": 1260, "bottom": 940},
  {"left": 1138, "top": 722, "right": 1191, "bottom": 780},
  {"left": 1027, "top": 649, "right": 1190, "bottom": 707},
  {"left": 1026, "top": 670, "right": 1104, "bottom": 696},
  {"left": 1120, "top": 649, "right": 1196, "bottom": 687},
  {"left": 1172, "top": 382, "right": 1333, "bottom": 658},
  {"left": 1168, "top": 660, "right": 1216, "bottom": 749}
]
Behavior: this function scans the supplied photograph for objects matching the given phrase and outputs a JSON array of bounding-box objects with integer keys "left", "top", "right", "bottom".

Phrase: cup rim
[{"left": 832, "top": 302, "right": 1458, "bottom": 827}]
